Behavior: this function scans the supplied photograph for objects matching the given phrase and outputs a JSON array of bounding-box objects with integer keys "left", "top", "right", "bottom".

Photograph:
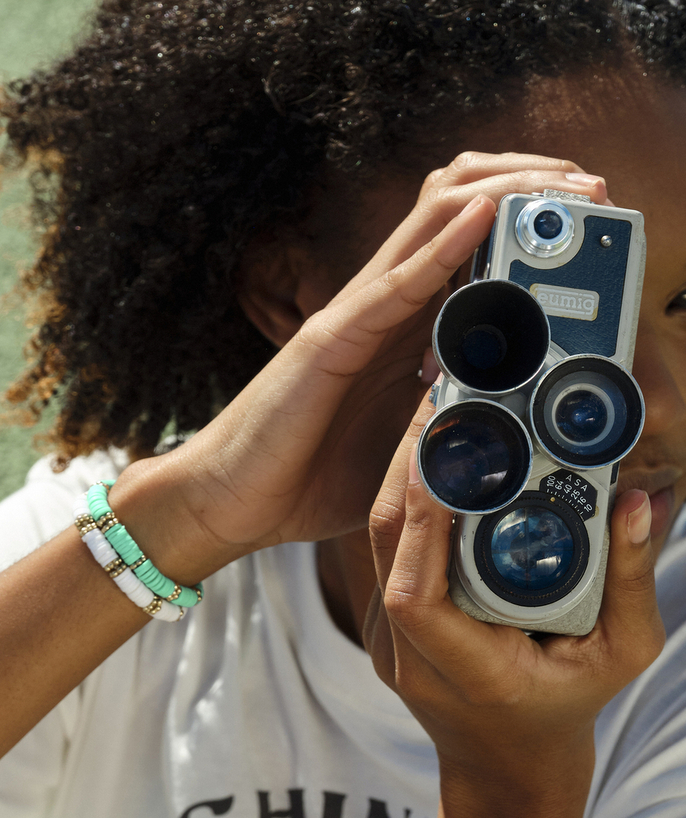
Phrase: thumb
[{"left": 599, "top": 489, "right": 665, "bottom": 681}]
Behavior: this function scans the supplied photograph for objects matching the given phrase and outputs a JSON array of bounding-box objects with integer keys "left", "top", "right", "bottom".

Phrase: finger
[
  {"left": 346, "top": 167, "right": 607, "bottom": 293},
  {"left": 362, "top": 583, "right": 397, "bottom": 685},
  {"left": 598, "top": 489, "right": 665, "bottom": 678},
  {"left": 377, "top": 448, "right": 526, "bottom": 680},
  {"left": 297, "top": 194, "right": 495, "bottom": 377},
  {"left": 423, "top": 151, "right": 588, "bottom": 191},
  {"left": 369, "top": 395, "right": 439, "bottom": 590}
]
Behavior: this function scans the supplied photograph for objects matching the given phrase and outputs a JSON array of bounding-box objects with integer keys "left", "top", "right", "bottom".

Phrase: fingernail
[
  {"left": 628, "top": 492, "right": 652, "bottom": 544},
  {"left": 565, "top": 172, "right": 606, "bottom": 186},
  {"left": 460, "top": 194, "right": 484, "bottom": 215}
]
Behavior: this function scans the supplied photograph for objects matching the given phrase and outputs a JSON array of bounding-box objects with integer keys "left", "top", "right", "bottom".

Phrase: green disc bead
[
  {"left": 106, "top": 524, "right": 143, "bottom": 565},
  {"left": 135, "top": 560, "right": 175, "bottom": 598},
  {"left": 86, "top": 484, "right": 113, "bottom": 521}
]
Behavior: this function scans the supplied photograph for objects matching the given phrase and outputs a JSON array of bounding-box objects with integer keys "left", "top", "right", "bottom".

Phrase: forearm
[
  {"left": 0, "top": 525, "right": 148, "bottom": 757},
  {"left": 0, "top": 453, "right": 239, "bottom": 758}
]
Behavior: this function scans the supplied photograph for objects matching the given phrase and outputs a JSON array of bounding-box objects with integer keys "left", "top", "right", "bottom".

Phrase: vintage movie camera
[{"left": 417, "top": 191, "right": 646, "bottom": 635}]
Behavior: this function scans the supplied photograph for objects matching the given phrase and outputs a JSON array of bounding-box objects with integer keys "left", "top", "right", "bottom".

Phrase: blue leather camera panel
[{"left": 509, "top": 216, "right": 632, "bottom": 358}]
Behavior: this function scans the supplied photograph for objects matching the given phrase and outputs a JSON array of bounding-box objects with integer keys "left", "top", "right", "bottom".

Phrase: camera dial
[{"left": 515, "top": 199, "right": 575, "bottom": 257}]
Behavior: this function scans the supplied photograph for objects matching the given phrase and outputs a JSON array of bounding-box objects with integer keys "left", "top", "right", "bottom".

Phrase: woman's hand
[
  {"left": 0, "top": 154, "right": 609, "bottom": 754},
  {"left": 111, "top": 153, "right": 609, "bottom": 582},
  {"left": 364, "top": 393, "right": 666, "bottom": 818}
]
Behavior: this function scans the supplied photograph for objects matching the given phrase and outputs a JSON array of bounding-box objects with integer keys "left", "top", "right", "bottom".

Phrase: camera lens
[
  {"left": 531, "top": 356, "right": 644, "bottom": 468},
  {"left": 461, "top": 325, "right": 507, "bottom": 370},
  {"left": 554, "top": 390, "right": 609, "bottom": 444},
  {"left": 515, "top": 199, "right": 574, "bottom": 257},
  {"left": 418, "top": 400, "right": 532, "bottom": 514},
  {"left": 473, "top": 492, "right": 589, "bottom": 606},
  {"left": 533, "top": 210, "right": 563, "bottom": 240},
  {"left": 490, "top": 507, "right": 574, "bottom": 591},
  {"left": 433, "top": 280, "right": 550, "bottom": 394}
]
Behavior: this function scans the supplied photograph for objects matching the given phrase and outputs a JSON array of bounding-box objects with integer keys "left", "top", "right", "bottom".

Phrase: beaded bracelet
[
  {"left": 86, "top": 481, "right": 203, "bottom": 608},
  {"left": 74, "top": 494, "right": 186, "bottom": 622}
]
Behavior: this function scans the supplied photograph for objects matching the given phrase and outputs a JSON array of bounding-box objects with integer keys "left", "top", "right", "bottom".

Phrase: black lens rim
[
  {"left": 433, "top": 280, "right": 550, "bottom": 394},
  {"left": 531, "top": 356, "right": 644, "bottom": 468},
  {"left": 473, "top": 491, "right": 589, "bottom": 607},
  {"left": 418, "top": 399, "right": 532, "bottom": 514}
]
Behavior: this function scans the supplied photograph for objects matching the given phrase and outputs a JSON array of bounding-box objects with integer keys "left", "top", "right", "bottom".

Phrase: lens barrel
[
  {"left": 417, "top": 399, "right": 533, "bottom": 514},
  {"left": 530, "top": 355, "right": 644, "bottom": 468},
  {"left": 472, "top": 491, "right": 589, "bottom": 606},
  {"left": 433, "top": 280, "right": 550, "bottom": 394},
  {"left": 515, "top": 199, "right": 575, "bottom": 257}
]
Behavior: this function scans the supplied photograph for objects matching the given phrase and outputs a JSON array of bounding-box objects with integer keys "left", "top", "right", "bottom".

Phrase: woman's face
[
  {"left": 471, "top": 72, "right": 686, "bottom": 555},
  {"left": 305, "top": 68, "right": 686, "bottom": 552}
]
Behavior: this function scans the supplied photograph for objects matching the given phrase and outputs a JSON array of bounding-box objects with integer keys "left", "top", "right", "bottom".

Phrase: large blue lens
[
  {"left": 490, "top": 508, "right": 574, "bottom": 591},
  {"left": 533, "top": 210, "right": 563, "bottom": 240},
  {"left": 555, "top": 390, "right": 608, "bottom": 443}
]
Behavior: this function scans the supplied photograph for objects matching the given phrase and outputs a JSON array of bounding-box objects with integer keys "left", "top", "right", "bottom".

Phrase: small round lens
[
  {"left": 533, "top": 210, "right": 563, "bottom": 240},
  {"left": 554, "top": 390, "right": 608, "bottom": 443},
  {"left": 490, "top": 508, "right": 574, "bottom": 591},
  {"left": 531, "top": 356, "right": 644, "bottom": 468},
  {"left": 515, "top": 199, "right": 574, "bottom": 257},
  {"left": 418, "top": 401, "right": 532, "bottom": 514}
]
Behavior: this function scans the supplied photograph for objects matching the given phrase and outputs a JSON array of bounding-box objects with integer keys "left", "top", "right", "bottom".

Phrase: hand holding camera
[{"left": 417, "top": 191, "right": 646, "bottom": 635}]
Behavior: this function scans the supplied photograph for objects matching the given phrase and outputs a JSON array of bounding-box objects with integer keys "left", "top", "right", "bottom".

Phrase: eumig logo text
[{"left": 529, "top": 283, "right": 599, "bottom": 321}]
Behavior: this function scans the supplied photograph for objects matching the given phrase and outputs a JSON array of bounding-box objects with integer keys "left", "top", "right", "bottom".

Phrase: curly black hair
[{"left": 1, "top": 0, "right": 685, "bottom": 464}]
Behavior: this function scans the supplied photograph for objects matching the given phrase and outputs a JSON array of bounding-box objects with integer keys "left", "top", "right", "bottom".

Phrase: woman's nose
[{"left": 631, "top": 324, "right": 686, "bottom": 439}]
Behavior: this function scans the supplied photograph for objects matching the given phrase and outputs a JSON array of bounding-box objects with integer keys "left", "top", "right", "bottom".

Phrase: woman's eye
[{"left": 667, "top": 290, "right": 686, "bottom": 313}]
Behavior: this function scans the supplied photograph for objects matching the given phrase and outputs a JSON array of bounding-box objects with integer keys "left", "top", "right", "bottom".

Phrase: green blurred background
[{"left": 0, "top": 0, "right": 98, "bottom": 499}]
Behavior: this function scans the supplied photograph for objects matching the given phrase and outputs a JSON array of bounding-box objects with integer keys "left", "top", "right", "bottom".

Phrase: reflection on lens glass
[
  {"left": 490, "top": 508, "right": 574, "bottom": 590},
  {"left": 428, "top": 422, "right": 510, "bottom": 499},
  {"left": 420, "top": 402, "right": 531, "bottom": 513},
  {"left": 555, "top": 390, "right": 608, "bottom": 443},
  {"left": 533, "top": 210, "right": 563, "bottom": 240}
]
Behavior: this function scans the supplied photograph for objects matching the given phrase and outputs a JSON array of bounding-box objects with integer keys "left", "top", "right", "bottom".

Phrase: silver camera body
[{"left": 417, "top": 191, "right": 646, "bottom": 635}]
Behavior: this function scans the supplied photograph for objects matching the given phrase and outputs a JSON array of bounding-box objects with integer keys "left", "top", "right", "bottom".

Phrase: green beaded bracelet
[{"left": 86, "top": 482, "right": 203, "bottom": 607}]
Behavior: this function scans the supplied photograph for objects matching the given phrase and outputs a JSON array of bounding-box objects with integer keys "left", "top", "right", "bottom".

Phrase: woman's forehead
[{"left": 469, "top": 68, "right": 686, "bottom": 198}]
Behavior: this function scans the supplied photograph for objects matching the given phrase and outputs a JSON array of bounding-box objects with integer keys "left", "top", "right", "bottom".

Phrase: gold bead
[
  {"left": 166, "top": 584, "right": 181, "bottom": 602},
  {"left": 104, "top": 557, "right": 124, "bottom": 574},
  {"left": 75, "top": 519, "right": 98, "bottom": 536},
  {"left": 143, "top": 596, "right": 163, "bottom": 616},
  {"left": 104, "top": 557, "right": 127, "bottom": 579},
  {"left": 97, "top": 512, "right": 118, "bottom": 534},
  {"left": 129, "top": 555, "right": 148, "bottom": 572}
]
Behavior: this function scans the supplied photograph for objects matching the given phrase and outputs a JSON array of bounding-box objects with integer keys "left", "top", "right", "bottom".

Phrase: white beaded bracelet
[{"left": 73, "top": 494, "right": 186, "bottom": 623}]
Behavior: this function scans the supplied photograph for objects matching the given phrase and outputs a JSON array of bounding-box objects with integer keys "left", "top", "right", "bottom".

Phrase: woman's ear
[{"left": 237, "top": 238, "right": 315, "bottom": 349}]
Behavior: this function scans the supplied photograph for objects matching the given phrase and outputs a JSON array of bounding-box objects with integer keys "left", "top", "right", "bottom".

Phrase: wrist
[
  {"left": 436, "top": 729, "right": 595, "bottom": 818},
  {"left": 105, "top": 450, "right": 235, "bottom": 587}
]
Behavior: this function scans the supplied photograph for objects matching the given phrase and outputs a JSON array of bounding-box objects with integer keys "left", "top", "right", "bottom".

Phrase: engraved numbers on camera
[{"left": 540, "top": 469, "right": 597, "bottom": 521}]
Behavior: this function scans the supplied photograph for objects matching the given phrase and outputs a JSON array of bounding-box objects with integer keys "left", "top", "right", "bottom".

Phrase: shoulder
[{"left": 0, "top": 448, "right": 129, "bottom": 571}]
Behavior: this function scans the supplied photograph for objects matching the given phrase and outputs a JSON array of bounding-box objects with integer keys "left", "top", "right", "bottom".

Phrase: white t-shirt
[{"left": 0, "top": 451, "right": 685, "bottom": 817}]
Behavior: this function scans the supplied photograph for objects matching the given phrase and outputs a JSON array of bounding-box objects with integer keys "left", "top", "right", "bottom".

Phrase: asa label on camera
[
  {"left": 530, "top": 283, "right": 599, "bottom": 321},
  {"left": 540, "top": 469, "right": 598, "bottom": 520}
]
